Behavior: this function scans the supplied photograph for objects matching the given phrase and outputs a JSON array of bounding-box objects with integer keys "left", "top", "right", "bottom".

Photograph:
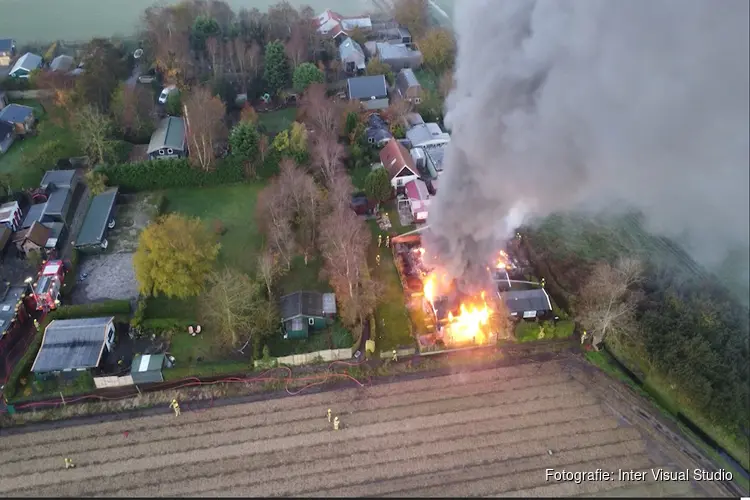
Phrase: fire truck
[{"left": 31, "top": 260, "right": 66, "bottom": 312}]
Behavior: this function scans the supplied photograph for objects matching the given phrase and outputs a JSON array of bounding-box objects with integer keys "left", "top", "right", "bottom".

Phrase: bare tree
[
  {"left": 184, "top": 86, "right": 228, "bottom": 171},
  {"left": 297, "top": 174, "right": 322, "bottom": 265},
  {"left": 284, "top": 23, "right": 307, "bottom": 68},
  {"left": 267, "top": 1, "right": 301, "bottom": 41},
  {"left": 393, "top": 0, "right": 429, "bottom": 39},
  {"left": 256, "top": 181, "right": 295, "bottom": 270},
  {"left": 256, "top": 247, "right": 282, "bottom": 298},
  {"left": 141, "top": 5, "right": 194, "bottom": 83},
  {"left": 232, "top": 38, "right": 262, "bottom": 93},
  {"left": 327, "top": 173, "right": 355, "bottom": 212},
  {"left": 385, "top": 97, "right": 413, "bottom": 129},
  {"left": 578, "top": 257, "right": 644, "bottom": 350},
  {"left": 300, "top": 83, "right": 340, "bottom": 134},
  {"left": 72, "top": 104, "right": 116, "bottom": 165},
  {"left": 206, "top": 36, "right": 221, "bottom": 78},
  {"left": 278, "top": 158, "right": 306, "bottom": 215},
  {"left": 311, "top": 132, "right": 347, "bottom": 187}
]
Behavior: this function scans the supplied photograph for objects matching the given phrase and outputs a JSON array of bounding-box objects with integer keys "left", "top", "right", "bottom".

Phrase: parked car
[{"left": 158, "top": 85, "right": 178, "bottom": 104}]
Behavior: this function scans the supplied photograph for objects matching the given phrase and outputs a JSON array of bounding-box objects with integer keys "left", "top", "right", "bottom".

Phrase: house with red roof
[{"left": 379, "top": 140, "right": 419, "bottom": 189}]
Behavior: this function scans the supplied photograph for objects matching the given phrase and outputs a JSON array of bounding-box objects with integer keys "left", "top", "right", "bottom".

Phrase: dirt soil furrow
[
  {"left": 22, "top": 405, "right": 609, "bottom": 497},
  {"left": 0, "top": 376, "right": 577, "bottom": 463},
  {"left": 0, "top": 365, "right": 566, "bottom": 451},
  {"left": 303, "top": 440, "right": 646, "bottom": 497}
]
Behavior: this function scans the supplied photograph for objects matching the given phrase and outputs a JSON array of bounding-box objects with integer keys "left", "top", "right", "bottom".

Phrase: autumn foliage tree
[
  {"left": 72, "top": 105, "right": 117, "bottom": 166},
  {"left": 184, "top": 86, "right": 228, "bottom": 171},
  {"left": 134, "top": 214, "right": 221, "bottom": 299},
  {"left": 394, "top": 0, "right": 430, "bottom": 39},
  {"left": 419, "top": 28, "right": 456, "bottom": 74},
  {"left": 110, "top": 83, "right": 156, "bottom": 142},
  {"left": 366, "top": 58, "right": 394, "bottom": 85}
]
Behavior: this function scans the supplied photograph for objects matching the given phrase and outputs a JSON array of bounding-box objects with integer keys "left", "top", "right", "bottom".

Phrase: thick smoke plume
[{"left": 426, "top": 0, "right": 750, "bottom": 293}]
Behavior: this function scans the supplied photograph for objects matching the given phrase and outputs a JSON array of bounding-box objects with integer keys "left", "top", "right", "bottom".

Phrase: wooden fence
[
  {"left": 276, "top": 348, "right": 353, "bottom": 366},
  {"left": 93, "top": 374, "right": 134, "bottom": 389},
  {"left": 6, "top": 89, "right": 54, "bottom": 99}
]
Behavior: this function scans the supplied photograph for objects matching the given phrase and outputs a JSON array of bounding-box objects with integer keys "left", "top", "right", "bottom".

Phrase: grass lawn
[
  {"left": 276, "top": 255, "right": 332, "bottom": 296},
  {"left": 258, "top": 108, "right": 298, "bottom": 135},
  {"left": 350, "top": 165, "right": 371, "bottom": 190},
  {"left": 0, "top": 100, "right": 79, "bottom": 189},
  {"left": 414, "top": 69, "right": 439, "bottom": 93},
  {"left": 368, "top": 219, "right": 413, "bottom": 351},
  {"left": 162, "top": 183, "right": 264, "bottom": 275},
  {"left": 513, "top": 319, "right": 575, "bottom": 343},
  {"left": 266, "top": 320, "right": 354, "bottom": 358}
]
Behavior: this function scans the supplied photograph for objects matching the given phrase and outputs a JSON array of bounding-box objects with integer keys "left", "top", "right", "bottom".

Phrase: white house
[
  {"left": 379, "top": 140, "right": 419, "bottom": 189},
  {"left": 404, "top": 179, "right": 431, "bottom": 222},
  {"left": 9, "top": 52, "right": 42, "bottom": 79},
  {"left": 406, "top": 122, "right": 450, "bottom": 149}
]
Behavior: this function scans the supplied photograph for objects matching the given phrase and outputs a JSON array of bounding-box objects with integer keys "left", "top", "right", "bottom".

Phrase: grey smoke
[{"left": 426, "top": 0, "right": 750, "bottom": 297}]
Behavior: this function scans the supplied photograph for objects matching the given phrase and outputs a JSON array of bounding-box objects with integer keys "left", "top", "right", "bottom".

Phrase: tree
[
  {"left": 394, "top": 0, "right": 429, "bottom": 39},
  {"left": 288, "top": 121, "right": 308, "bottom": 163},
  {"left": 311, "top": 132, "right": 346, "bottom": 187},
  {"left": 266, "top": 1, "right": 301, "bottom": 41},
  {"left": 256, "top": 180, "right": 295, "bottom": 269},
  {"left": 438, "top": 69, "right": 454, "bottom": 99},
  {"left": 184, "top": 86, "right": 228, "bottom": 171},
  {"left": 166, "top": 91, "right": 182, "bottom": 116},
  {"left": 232, "top": 38, "right": 262, "bottom": 93},
  {"left": 417, "top": 90, "right": 444, "bottom": 123},
  {"left": 142, "top": 5, "right": 194, "bottom": 83},
  {"left": 419, "top": 28, "right": 456, "bottom": 74},
  {"left": 285, "top": 23, "right": 307, "bottom": 68},
  {"left": 240, "top": 104, "right": 259, "bottom": 124},
  {"left": 200, "top": 268, "right": 278, "bottom": 347},
  {"left": 134, "top": 213, "right": 221, "bottom": 299},
  {"left": 257, "top": 248, "right": 283, "bottom": 298},
  {"left": 348, "top": 27, "right": 367, "bottom": 46},
  {"left": 272, "top": 129, "right": 290, "bottom": 153},
  {"left": 110, "top": 83, "right": 156, "bottom": 142},
  {"left": 300, "top": 83, "right": 340, "bottom": 135},
  {"left": 327, "top": 173, "right": 356, "bottom": 212},
  {"left": 277, "top": 159, "right": 320, "bottom": 265},
  {"left": 21, "top": 139, "right": 80, "bottom": 174},
  {"left": 319, "top": 206, "right": 374, "bottom": 326},
  {"left": 366, "top": 58, "right": 394, "bottom": 86},
  {"left": 263, "top": 41, "right": 290, "bottom": 97},
  {"left": 385, "top": 97, "right": 413, "bottom": 130},
  {"left": 72, "top": 105, "right": 116, "bottom": 166},
  {"left": 292, "top": 62, "right": 324, "bottom": 94},
  {"left": 75, "top": 38, "right": 128, "bottom": 111},
  {"left": 192, "top": 15, "right": 220, "bottom": 51},
  {"left": 229, "top": 121, "right": 260, "bottom": 166},
  {"left": 206, "top": 36, "right": 223, "bottom": 78},
  {"left": 84, "top": 170, "right": 108, "bottom": 196},
  {"left": 364, "top": 167, "right": 392, "bottom": 206},
  {"left": 577, "top": 257, "right": 644, "bottom": 350}
]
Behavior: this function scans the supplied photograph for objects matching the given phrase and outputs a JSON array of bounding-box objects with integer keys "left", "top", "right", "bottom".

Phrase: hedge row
[
  {"left": 141, "top": 317, "right": 196, "bottom": 331},
  {"left": 97, "top": 158, "right": 244, "bottom": 192}
]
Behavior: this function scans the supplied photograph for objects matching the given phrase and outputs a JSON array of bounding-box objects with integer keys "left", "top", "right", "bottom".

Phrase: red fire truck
[{"left": 31, "top": 260, "right": 66, "bottom": 312}]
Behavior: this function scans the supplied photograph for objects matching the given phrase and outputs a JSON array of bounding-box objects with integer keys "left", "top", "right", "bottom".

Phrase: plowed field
[{"left": 0, "top": 360, "right": 719, "bottom": 497}]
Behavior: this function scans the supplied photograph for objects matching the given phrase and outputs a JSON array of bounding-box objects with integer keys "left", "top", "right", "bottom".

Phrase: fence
[
  {"left": 379, "top": 347, "right": 416, "bottom": 359},
  {"left": 276, "top": 348, "right": 353, "bottom": 366},
  {"left": 5, "top": 89, "right": 54, "bottom": 99},
  {"left": 93, "top": 374, "right": 134, "bottom": 389}
]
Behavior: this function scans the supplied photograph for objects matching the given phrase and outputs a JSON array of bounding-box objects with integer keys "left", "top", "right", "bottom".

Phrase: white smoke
[{"left": 426, "top": 0, "right": 750, "bottom": 292}]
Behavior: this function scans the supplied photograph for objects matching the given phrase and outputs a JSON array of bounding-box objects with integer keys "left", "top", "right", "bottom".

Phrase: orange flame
[
  {"left": 446, "top": 292, "right": 491, "bottom": 344},
  {"left": 495, "top": 249, "right": 510, "bottom": 269}
]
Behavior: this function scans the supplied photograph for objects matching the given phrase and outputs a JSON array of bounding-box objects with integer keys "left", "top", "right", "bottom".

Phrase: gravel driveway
[{"left": 70, "top": 253, "right": 139, "bottom": 304}]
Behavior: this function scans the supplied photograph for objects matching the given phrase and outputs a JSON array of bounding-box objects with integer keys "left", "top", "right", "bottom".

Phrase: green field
[
  {"left": 0, "top": 100, "right": 79, "bottom": 189},
  {"left": 0, "top": 0, "right": 375, "bottom": 44},
  {"left": 257, "top": 108, "right": 298, "bottom": 135}
]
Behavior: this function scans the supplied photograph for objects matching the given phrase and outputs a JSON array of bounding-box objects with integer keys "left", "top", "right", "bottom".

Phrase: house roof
[
  {"left": 13, "top": 221, "right": 51, "bottom": 247},
  {"left": 425, "top": 145, "right": 447, "bottom": 171},
  {"left": 148, "top": 116, "right": 186, "bottom": 154},
  {"left": 347, "top": 75, "right": 388, "bottom": 100},
  {"left": 406, "top": 123, "right": 450, "bottom": 147},
  {"left": 0, "top": 103, "right": 34, "bottom": 124},
  {"left": 10, "top": 52, "right": 42, "bottom": 74},
  {"left": 44, "top": 187, "right": 71, "bottom": 216},
  {"left": 497, "top": 288, "right": 553, "bottom": 314},
  {"left": 338, "top": 37, "right": 366, "bottom": 69},
  {"left": 0, "top": 285, "right": 25, "bottom": 337},
  {"left": 341, "top": 17, "right": 372, "bottom": 31},
  {"left": 379, "top": 140, "right": 417, "bottom": 179},
  {"left": 280, "top": 291, "right": 337, "bottom": 321},
  {"left": 50, "top": 54, "right": 75, "bottom": 72},
  {"left": 0, "top": 201, "right": 18, "bottom": 223},
  {"left": 367, "top": 113, "right": 388, "bottom": 130},
  {"left": 405, "top": 179, "right": 429, "bottom": 201},
  {"left": 75, "top": 187, "right": 118, "bottom": 247},
  {"left": 132, "top": 353, "right": 165, "bottom": 373},
  {"left": 397, "top": 68, "right": 420, "bottom": 89},
  {"left": 0, "top": 120, "right": 12, "bottom": 139},
  {"left": 31, "top": 316, "right": 114, "bottom": 373},
  {"left": 42, "top": 221, "right": 65, "bottom": 243},
  {"left": 405, "top": 113, "right": 425, "bottom": 127},
  {"left": 41, "top": 169, "right": 77, "bottom": 189},
  {"left": 0, "top": 39, "right": 15, "bottom": 53},
  {"left": 21, "top": 203, "right": 45, "bottom": 229},
  {"left": 376, "top": 43, "right": 421, "bottom": 61}
]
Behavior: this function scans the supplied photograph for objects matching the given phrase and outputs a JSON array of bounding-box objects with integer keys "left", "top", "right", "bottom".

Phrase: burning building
[{"left": 392, "top": 232, "right": 500, "bottom": 351}]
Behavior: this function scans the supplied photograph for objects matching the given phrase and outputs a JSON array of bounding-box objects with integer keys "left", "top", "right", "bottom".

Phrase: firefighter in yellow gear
[
  {"left": 385, "top": 235, "right": 390, "bottom": 248},
  {"left": 169, "top": 399, "right": 181, "bottom": 416},
  {"left": 378, "top": 234, "right": 382, "bottom": 247},
  {"left": 333, "top": 416, "right": 340, "bottom": 430},
  {"left": 327, "top": 408, "right": 332, "bottom": 422},
  {"left": 392, "top": 349, "right": 398, "bottom": 362},
  {"left": 64, "top": 457, "right": 75, "bottom": 469},
  {"left": 376, "top": 254, "right": 381, "bottom": 266}
]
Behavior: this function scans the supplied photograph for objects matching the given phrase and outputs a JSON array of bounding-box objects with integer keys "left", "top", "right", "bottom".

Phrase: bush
[
  {"left": 96, "top": 158, "right": 245, "bottom": 192},
  {"left": 3, "top": 328, "right": 43, "bottom": 401},
  {"left": 61, "top": 249, "right": 80, "bottom": 298}
]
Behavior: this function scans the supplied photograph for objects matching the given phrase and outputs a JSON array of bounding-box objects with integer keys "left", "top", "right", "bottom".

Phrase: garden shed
[
  {"left": 280, "top": 291, "right": 337, "bottom": 340},
  {"left": 130, "top": 353, "right": 166, "bottom": 384}
]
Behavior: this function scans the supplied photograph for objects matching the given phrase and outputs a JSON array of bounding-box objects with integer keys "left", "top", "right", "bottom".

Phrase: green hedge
[
  {"left": 60, "top": 249, "right": 79, "bottom": 299},
  {"left": 50, "top": 300, "right": 132, "bottom": 321},
  {"left": 96, "top": 158, "right": 245, "bottom": 192},
  {"left": 514, "top": 319, "right": 576, "bottom": 343},
  {"left": 3, "top": 328, "right": 43, "bottom": 401}
]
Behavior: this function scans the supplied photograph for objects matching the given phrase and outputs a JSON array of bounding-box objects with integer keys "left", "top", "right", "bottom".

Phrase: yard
[
  {"left": 257, "top": 108, "right": 298, "bottom": 135},
  {"left": 0, "top": 100, "right": 80, "bottom": 189},
  {"left": 414, "top": 69, "right": 439, "bottom": 93},
  {"left": 368, "top": 216, "right": 414, "bottom": 352}
]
